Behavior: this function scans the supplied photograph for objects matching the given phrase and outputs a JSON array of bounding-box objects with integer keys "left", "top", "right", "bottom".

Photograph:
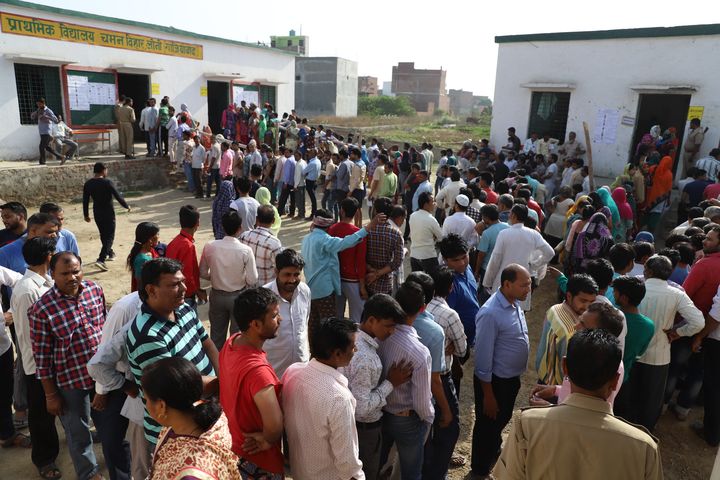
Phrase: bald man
[{"left": 471, "top": 264, "right": 532, "bottom": 477}]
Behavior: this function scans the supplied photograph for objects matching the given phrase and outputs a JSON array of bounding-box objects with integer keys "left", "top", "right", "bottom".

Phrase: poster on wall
[
  {"left": 67, "top": 75, "right": 90, "bottom": 111},
  {"left": 233, "top": 85, "right": 258, "bottom": 106},
  {"left": 593, "top": 108, "right": 619, "bottom": 144}
]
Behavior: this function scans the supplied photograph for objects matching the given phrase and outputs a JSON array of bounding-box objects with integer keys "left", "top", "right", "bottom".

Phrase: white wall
[
  {"left": 491, "top": 36, "right": 720, "bottom": 178},
  {"left": 335, "top": 57, "right": 358, "bottom": 117},
  {"left": 0, "top": 3, "right": 295, "bottom": 160}
]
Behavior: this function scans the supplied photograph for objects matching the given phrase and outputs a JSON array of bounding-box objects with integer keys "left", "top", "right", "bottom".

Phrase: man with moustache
[{"left": 219, "top": 287, "right": 285, "bottom": 479}]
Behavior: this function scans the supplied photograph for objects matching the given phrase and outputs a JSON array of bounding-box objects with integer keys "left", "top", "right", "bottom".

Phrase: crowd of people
[{"left": 5, "top": 103, "right": 720, "bottom": 479}]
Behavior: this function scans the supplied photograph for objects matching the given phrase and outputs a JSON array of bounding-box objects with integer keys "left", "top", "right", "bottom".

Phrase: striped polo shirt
[{"left": 126, "top": 302, "right": 214, "bottom": 443}]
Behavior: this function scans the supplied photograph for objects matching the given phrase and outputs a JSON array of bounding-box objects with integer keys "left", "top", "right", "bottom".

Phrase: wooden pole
[{"left": 582, "top": 121, "right": 595, "bottom": 191}]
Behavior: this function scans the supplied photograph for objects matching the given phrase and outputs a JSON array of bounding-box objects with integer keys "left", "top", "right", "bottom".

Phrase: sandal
[
  {"left": 13, "top": 415, "right": 28, "bottom": 429},
  {"left": 449, "top": 452, "right": 467, "bottom": 468},
  {"left": 1, "top": 432, "right": 31, "bottom": 448},
  {"left": 38, "top": 463, "right": 62, "bottom": 479}
]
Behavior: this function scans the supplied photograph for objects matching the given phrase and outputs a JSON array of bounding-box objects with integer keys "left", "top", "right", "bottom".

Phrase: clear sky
[{"left": 27, "top": 0, "right": 718, "bottom": 99}]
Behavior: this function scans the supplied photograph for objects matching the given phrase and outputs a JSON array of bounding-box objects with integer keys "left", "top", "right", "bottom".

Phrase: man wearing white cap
[{"left": 442, "top": 194, "right": 478, "bottom": 246}]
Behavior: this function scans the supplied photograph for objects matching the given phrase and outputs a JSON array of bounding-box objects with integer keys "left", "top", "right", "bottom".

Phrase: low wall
[{"left": 0, "top": 157, "right": 173, "bottom": 206}]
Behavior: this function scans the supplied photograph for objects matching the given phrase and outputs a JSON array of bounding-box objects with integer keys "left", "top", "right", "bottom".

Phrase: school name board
[{"left": 0, "top": 12, "right": 203, "bottom": 60}]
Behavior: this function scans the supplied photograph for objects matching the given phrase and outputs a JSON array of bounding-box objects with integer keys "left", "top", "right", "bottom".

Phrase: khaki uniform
[
  {"left": 115, "top": 104, "right": 136, "bottom": 155},
  {"left": 682, "top": 126, "right": 705, "bottom": 175},
  {"left": 495, "top": 393, "right": 663, "bottom": 480}
]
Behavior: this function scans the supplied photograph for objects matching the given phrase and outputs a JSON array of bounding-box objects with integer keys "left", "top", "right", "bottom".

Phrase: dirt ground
[{"left": 0, "top": 185, "right": 716, "bottom": 479}]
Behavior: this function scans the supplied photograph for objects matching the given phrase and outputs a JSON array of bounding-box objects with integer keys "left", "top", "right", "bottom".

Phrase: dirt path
[{"left": 0, "top": 186, "right": 714, "bottom": 478}]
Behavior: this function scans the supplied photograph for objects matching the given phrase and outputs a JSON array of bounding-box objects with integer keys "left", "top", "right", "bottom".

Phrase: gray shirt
[
  {"left": 30, "top": 106, "right": 58, "bottom": 135},
  {"left": 335, "top": 159, "right": 353, "bottom": 192}
]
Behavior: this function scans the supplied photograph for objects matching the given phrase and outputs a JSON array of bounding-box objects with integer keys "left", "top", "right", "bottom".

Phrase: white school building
[
  {"left": 0, "top": 0, "right": 296, "bottom": 160},
  {"left": 489, "top": 24, "right": 720, "bottom": 178}
]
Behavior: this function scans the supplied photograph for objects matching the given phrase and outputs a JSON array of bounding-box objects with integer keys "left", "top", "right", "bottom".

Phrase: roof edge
[
  {"left": 495, "top": 23, "right": 720, "bottom": 44},
  {"left": 0, "top": 0, "right": 298, "bottom": 56}
]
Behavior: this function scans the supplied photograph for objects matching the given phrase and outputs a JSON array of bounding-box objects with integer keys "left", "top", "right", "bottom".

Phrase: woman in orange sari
[{"left": 641, "top": 145, "right": 674, "bottom": 234}]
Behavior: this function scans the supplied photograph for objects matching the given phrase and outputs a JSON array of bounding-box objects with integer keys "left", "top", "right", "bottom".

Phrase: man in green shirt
[
  {"left": 158, "top": 97, "right": 171, "bottom": 157},
  {"left": 612, "top": 275, "right": 655, "bottom": 418},
  {"left": 379, "top": 161, "right": 398, "bottom": 199}
]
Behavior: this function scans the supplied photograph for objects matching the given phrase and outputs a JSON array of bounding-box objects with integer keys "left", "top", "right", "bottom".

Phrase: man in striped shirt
[
  {"left": 239, "top": 205, "right": 283, "bottom": 286},
  {"left": 126, "top": 258, "right": 219, "bottom": 445},
  {"left": 377, "top": 282, "right": 434, "bottom": 480}
]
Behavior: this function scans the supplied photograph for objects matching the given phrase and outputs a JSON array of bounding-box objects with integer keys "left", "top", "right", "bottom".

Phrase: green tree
[{"left": 358, "top": 96, "right": 416, "bottom": 116}]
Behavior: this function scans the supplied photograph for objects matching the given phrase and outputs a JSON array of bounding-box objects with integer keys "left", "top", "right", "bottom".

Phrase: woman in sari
[
  {"left": 258, "top": 114, "right": 267, "bottom": 144},
  {"left": 211, "top": 180, "right": 235, "bottom": 240},
  {"left": 179, "top": 103, "right": 193, "bottom": 127},
  {"left": 641, "top": 150, "right": 674, "bottom": 234},
  {"left": 611, "top": 187, "right": 634, "bottom": 242},
  {"left": 285, "top": 120, "right": 299, "bottom": 151},
  {"left": 126, "top": 222, "right": 160, "bottom": 291},
  {"left": 544, "top": 186, "right": 575, "bottom": 246},
  {"left": 560, "top": 204, "right": 594, "bottom": 275},
  {"left": 221, "top": 104, "right": 236, "bottom": 141},
  {"left": 596, "top": 187, "right": 622, "bottom": 241},
  {"left": 572, "top": 211, "right": 614, "bottom": 273},
  {"left": 255, "top": 186, "right": 282, "bottom": 236},
  {"left": 143, "top": 358, "right": 240, "bottom": 480}
]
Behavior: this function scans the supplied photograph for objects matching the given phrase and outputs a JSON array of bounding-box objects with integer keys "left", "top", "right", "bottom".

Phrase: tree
[{"left": 358, "top": 96, "right": 416, "bottom": 117}]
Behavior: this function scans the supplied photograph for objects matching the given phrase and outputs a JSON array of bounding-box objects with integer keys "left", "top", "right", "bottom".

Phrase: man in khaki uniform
[
  {"left": 115, "top": 97, "right": 136, "bottom": 159},
  {"left": 683, "top": 118, "right": 705, "bottom": 177},
  {"left": 495, "top": 329, "right": 663, "bottom": 480}
]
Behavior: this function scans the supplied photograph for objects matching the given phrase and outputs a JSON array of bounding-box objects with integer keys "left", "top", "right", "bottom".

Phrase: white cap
[{"left": 455, "top": 194, "right": 470, "bottom": 207}]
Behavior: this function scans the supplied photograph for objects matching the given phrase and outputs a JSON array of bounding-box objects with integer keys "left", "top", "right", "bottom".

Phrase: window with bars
[
  {"left": 259, "top": 85, "right": 277, "bottom": 109},
  {"left": 527, "top": 91, "right": 571, "bottom": 141},
  {"left": 14, "top": 63, "right": 63, "bottom": 125}
]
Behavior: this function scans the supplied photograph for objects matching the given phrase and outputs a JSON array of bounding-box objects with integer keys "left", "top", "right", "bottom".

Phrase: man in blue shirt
[
  {"left": 30, "top": 97, "right": 61, "bottom": 165},
  {"left": 472, "top": 264, "right": 531, "bottom": 478},
  {"left": 334, "top": 149, "right": 353, "bottom": 207},
  {"left": 277, "top": 147, "right": 296, "bottom": 216},
  {"left": 475, "top": 204, "right": 509, "bottom": 288},
  {"left": 411, "top": 171, "right": 433, "bottom": 213},
  {"left": 439, "top": 234, "right": 480, "bottom": 345},
  {"left": 0, "top": 213, "right": 59, "bottom": 277},
  {"left": 303, "top": 148, "right": 322, "bottom": 218},
  {"left": 39, "top": 202, "right": 80, "bottom": 256},
  {"left": 301, "top": 209, "right": 384, "bottom": 332}
]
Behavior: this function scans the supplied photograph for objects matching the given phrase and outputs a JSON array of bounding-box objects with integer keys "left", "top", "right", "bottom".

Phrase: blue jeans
[
  {"left": 206, "top": 169, "right": 221, "bottom": 197},
  {"left": 665, "top": 336, "right": 704, "bottom": 412},
  {"left": 93, "top": 389, "right": 131, "bottom": 480},
  {"left": 58, "top": 388, "right": 99, "bottom": 480},
  {"left": 335, "top": 281, "right": 365, "bottom": 324},
  {"left": 183, "top": 162, "right": 195, "bottom": 192},
  {"left": 145, "top": 130, "right": 157, "bottom": 156},
  {"left": 423, "top": 374, "right": 460, "bottom": 479},
  {"left": 381, "top": 413, "right": 430, "bottom": 480}
]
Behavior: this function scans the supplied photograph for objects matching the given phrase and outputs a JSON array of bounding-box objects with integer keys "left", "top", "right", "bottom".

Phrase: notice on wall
[
  {"left": 687, "top": 106, "right": 704, "bottom": 121},
  {"left": 233, "top": 85, "right": 258, "bottom": 107},
  {"left": 87, "top": 82, "right": 115, "bottom": 105},
  {"left": 200, "top": 86, "right": 207, "bottom": 97},
  {"left": 152, "top": 83, "right": 160, "bottom": 95},
  {"left": 593, "top": 108, "right": 619, "bottom": 144},
  {"left": 67, "top": 75, "right": 90, "bottom": 111}
]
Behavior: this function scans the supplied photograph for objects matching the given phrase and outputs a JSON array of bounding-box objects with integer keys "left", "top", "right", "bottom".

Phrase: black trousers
[
  {"left": 94, "top": 211, "right": 116, "bottom": 262},
  {"left": 625, "top": 361, "right": 669, "bottom": 432},
  {"left": 0, "top": 349, "right": 14, "bottom": 441},
  {"left": 192, "top": 168, "right": 204, "bottom": 198},
  {"left": 93, "top": 389, "right": 131, "bottom": 480},
  {"left": 278, "top": 184, "right": 295, "bottom": 215},
  {"left": 160, "top": 126, "right": 169, "bottom": 156},
  {"left": 471, "top": 374, "right": 521, "bottom": 476},
  {"left": 306, "top": 180, "right": 318, "bottom": 216},
  {"left": 39, "top": 134, "right": 58, "bottom": 164},
  {"left": 410, "top": 257, "right": 439, "bottom": 274},
  {"left": 26, "top": 374, "right": 59, "bottom": 469},
  {"left": 704, "top": 338, "right": 720, "bottom": 445},
  {"left": 423, "top": 374, "right": 461, "bottom": 479}
]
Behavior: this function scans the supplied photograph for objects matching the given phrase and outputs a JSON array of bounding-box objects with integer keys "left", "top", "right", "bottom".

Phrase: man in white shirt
[
  {"left": 138, "top": 98, "right": 159, "bottom": 157},
  {"left": 482, "top": 204, "right": 555, "bottom": 310},
  {"left": 421, "top": 143, "right": 434, "bottom": 175},
  {"left": 442, "top": 194, "right": 478, "bottom": 246},
  {"left": 696, "top": 285, "right": 720, "bottom": 446},
  {"left": 263, "top": 249, "right": 311, "bottom": 378},
  {"left": 86, "top": 292, "right": 143, "bottom": 480},
  {"left": 166, "top": 106, "right": 178, "bottom": 167},
  {"left": 522, "top": 132, "right": 539, "bottom": 155},
  {"left": 229, "top": 177, "right": 261, "bottom": 234},
  {"left": 6, "top": 238, "right": 49, "bottom": 469},
  {"left": 695, "top": 148, "right": 720, "bottom": 183},
  {"left": 283, "top": 317, "right": 365, "bottom": 480},
  {"left": 199, "top": 211, "right": 258, "bottom": 350},
  {"left": 205, "top": 134, "right": 222, "bottom": 198},
  {"left": 409, "top": 191, "right": 443, "bottom": 273},
  {"left": 626, "top": 255, "right": 704, "bottom": 432},
  {"left": 52, "top": 115, "right": 78, "bottom": 163},
  {"left": 293, "top": 151, "right": 307, "bottom": 219},
  {"left": 436, "top": 170, "right": 466, "bottom": 216},
  {"left": 190, "top": 135, "right": 206, "bottom": 199}
]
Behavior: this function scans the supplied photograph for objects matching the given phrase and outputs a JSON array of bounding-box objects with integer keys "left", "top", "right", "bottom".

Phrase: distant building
[
  {"left": 449, "top": 89, "right": 492, "bottom": 116},
  {"left": 295, "top": 57, "right": 358, "bottom": 117},
  {"left": 391, "top": 62, "right": 449, "bottom": 114},
  {"left": 380, "top": 81, "right": 394, "bottom": 97},
  {"left": 271, "top": 29, "right": 309, "bottom": 56},
  {"left": 358, "top": 76, "right": 378, "bottom": 97}
]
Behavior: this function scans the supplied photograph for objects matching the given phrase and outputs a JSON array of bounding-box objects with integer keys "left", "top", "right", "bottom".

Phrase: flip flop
[
  {"left": 1, "top": 432, "right": 31, "bottom": 448},
  {"left": 38, "top": 462, "right": 62, "bottom": 479}
]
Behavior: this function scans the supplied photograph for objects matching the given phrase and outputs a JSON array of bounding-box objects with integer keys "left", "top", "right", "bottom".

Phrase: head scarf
[
  {"left": 650, "top": 125, "right": 661, "bottom": 140},
  {"left": 612, "top": 187, "right": 633, "bottom": 220},
  {"left": 574, "top": 212, "right": 613, "bottom": 262},
  {"left": 645, "top": 155, "right": 673, "bottom": 209},
  {"left": 255, "top": 187, "right": 281, "bottom": 236},
  {"left": 635, "top": 231, "right": 655, "bottom": 243},
  {"left": 312, "top": 215, "right": 335, "bottom": 229},
  {"left": 566, "top": 195, "right": 589, "bottom": 219},
  {"left": 596, "top": 187, "right": 621, "bottom": 231},
  {"left": 180, "top": 103, "right": 189, "bottom": 112},
  {"left": 211, "top": 181, "right": 235, "bottom": 240}
]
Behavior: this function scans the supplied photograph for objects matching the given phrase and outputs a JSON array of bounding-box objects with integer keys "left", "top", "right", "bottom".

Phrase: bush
[{"left": 358, "top": 96, "right": 416, "bottom": 117}]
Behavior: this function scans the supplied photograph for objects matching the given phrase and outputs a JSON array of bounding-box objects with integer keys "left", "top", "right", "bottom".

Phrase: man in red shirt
[
  {"left": 219, "top": 287, "right": 284, "bottom": 478},
  {"left": 479, "top": 172, "right": 498, "bottom": 205},
  {"left": 328, "top": 198, "right": 367, "bottom": 324},
  {"left": 165, "top": 205, "right": 206, "bottom": 309}
]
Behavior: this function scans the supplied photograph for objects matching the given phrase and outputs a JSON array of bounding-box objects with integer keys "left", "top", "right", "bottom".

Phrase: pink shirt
[
  {"left": 555, "top": 361, "right": 624, "bottom": 408},
  {"left": 220, "top": 150, "right": 233, "bottom": 178}
]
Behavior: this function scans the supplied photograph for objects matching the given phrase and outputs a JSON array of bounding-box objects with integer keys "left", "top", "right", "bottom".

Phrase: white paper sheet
[{"left": 593, "top": 108, "right": 620, "bottom": 144}]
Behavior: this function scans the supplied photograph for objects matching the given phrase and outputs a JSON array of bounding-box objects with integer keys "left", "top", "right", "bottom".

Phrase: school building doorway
[
  {"left": 118, "top": 73, "right": 150, "bottom": 142},
  {"left": 207, "top": 81, "right": 229, "bottom": 135},
  {"left": 631, "top": 93, "right": 691, "bottom": 175}
]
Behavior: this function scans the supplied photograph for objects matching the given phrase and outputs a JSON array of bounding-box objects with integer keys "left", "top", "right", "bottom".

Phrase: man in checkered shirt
[
  {"left": 365, "top": 197, "right": 404, "bottom": 296},
  {"left": 29, "top": 251, "right": 106, "bottom": 480},
  {"left": 239, "top": 205, "right": 283, "bottom": 286}
]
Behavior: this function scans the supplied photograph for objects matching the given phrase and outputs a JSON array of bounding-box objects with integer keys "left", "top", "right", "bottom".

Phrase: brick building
[
  {"left": 358, "top": 76, "right": 378, "bottom": 97},
  {"left": 391, "top": 62, "right": 449, "bottom": 114}
]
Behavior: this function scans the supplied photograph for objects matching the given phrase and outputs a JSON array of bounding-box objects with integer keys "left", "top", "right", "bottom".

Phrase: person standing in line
[
  {"left": 165, "top": 205, "right": 207, "bottom": 309},
  {"left": 158, "top": 98, "right": 170, "bottom": 157},
  {"left": 39, "top": 202, "right": 80, "bottom": 256},
  {"left": 11, "top": 237, "right": 60, "bottom": 478},
  {"left": 83, "top": 162, "right": 131, "bottom": 271},
  {"left": 282, "top": 317, "right": 365, "bottom": 480},
  {"left": 683, "top": 118, "right": 705, "bottom": 177},
  {"left": 0, "top": 201, "right": 27, "bottom": 247},
  {"left": 695, "top": 286, "right": 720, "bottom": 447},
  {"left": 205, "top": 134, "right": 222, "bottom": 198},
  {"left": 293, "top": 151, "right": 307, "bottom": 219},
  {"left": 277, "top": 147, "right": 296, "bottom": 216},
  {"left": 334, "top": 149, "right": 353, "bottom": 214},
  {"left": 303, "top": 148, "right": 321, "bottom": 219},
  {"left": 190, "top": 135, "right": 206, "bottom": 199},
  {"left": 30, "top": 97, "right": 60, "bottom": 165},
  {"left": 239, "top": 205, "right": 283, "bottom": 286},
  {"left": 199, "top": 211, "right": 258, "bottom": 350},
  {"left": 116, "top": 97, "right": 136, "bottom": 159},
  {"left": 343, "top": 293, "right": 412, "bottom": 480},
  {"left": 496, "top": 330, "right": 663, "bottom": 480},
  {"left": 229, "top": 177, "right": 261, "bottom": 234},
  {"left": 29, "top": 252, "right": 106, "bottom": 480},
  {"left": 409, "top": 192, "right": 443, "bottom": 273},
  {"left": 471, "top": 264, "right": 531, "bottom": 479},
  {"left": 166, "top": 106, "right": 178, "bottom": 167},
  {"left": 328, "top": 198, "right": 368, "bottom": 324},
  {"left": 349, "top": 147, "right": 367, "bottom": 227},
  {"left": 219, "top": 287, "right": 284, "bottom": 479},
  {"left": 365, "top": 197, "right": 405, "bottom": 297},
  {"left": 262, "top": 249, "right": 311, "bottom": 378}
]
